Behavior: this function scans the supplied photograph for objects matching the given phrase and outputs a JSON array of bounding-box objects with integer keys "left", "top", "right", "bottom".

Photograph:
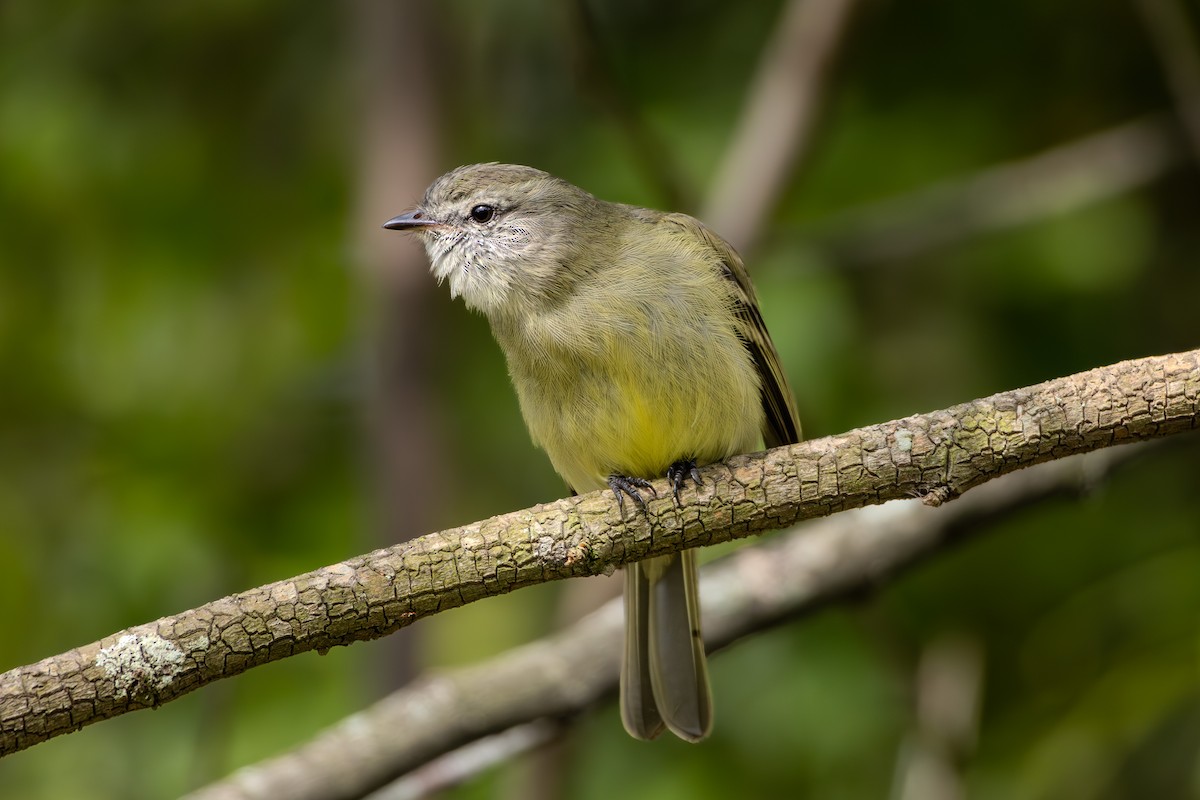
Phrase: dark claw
[
  {"left": 608, "top": 474, "right": 657, "bottom": 517},
  {"left": 666, "top": 458, "right": 703, "bottom": 507}
]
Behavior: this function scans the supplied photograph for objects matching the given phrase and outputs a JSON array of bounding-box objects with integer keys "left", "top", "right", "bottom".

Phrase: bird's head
[{"left": 384, "top": 163, "right": 602, "bottom": 316}]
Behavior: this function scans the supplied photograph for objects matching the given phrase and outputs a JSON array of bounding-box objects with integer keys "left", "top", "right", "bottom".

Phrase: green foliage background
[{"left": 2, "top": 1, "right": 1199, "bottom": 798}]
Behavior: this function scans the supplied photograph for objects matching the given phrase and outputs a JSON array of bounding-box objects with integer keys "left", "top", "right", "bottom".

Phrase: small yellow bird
[{"left": 385, "top": 164, "right": 801, "bottom": 742}]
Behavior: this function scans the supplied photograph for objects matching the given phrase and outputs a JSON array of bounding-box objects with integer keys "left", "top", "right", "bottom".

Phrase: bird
[{"left": 384, "top": 163, "right": 801, "bottom": 741}]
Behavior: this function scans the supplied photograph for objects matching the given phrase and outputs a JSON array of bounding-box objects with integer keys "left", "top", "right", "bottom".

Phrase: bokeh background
[{"left": 3, "top": 0, "right": 1200, "bottom": 798}]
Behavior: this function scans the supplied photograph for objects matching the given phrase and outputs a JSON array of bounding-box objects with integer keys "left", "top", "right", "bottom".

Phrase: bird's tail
[{"left": 620, "top": 550, "right": 713, "bottom": 742}]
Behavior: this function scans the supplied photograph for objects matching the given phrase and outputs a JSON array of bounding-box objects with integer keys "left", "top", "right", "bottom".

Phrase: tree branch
[
  {"left": 189, "top": 442, "right": 1166, "bottom": 800},
  {"left": 3, "top": 349, "right": 1198, "bottom": 760}
]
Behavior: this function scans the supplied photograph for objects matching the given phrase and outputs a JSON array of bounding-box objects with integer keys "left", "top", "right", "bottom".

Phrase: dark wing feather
[{"left": 663, "top": 213, "right": 802, "bottom": 448}]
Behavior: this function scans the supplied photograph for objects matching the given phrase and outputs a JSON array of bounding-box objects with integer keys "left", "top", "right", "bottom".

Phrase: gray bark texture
[{"left": 2, "top": 348, "right": 1198, "bottom": 759}]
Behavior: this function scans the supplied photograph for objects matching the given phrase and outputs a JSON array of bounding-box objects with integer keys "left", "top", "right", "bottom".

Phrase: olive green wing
[{"left": 663, "top": 213, "right": 802, "bottom": 448}]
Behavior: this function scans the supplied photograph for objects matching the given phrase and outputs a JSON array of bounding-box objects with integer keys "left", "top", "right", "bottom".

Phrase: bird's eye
[{"left": 469, "top": 204, "right": 496, "bottom": 224}]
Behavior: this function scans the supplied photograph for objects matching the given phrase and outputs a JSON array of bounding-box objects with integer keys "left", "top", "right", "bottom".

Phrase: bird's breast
[{"left": 492, "top": 286, "right": 764, "bottom": 493}]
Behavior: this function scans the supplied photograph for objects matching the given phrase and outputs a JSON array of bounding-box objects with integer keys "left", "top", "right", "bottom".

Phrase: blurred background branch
[
  {"left": 890, "top": 634, "right": 984, "bottom": 800},
  {"left": 1133, "top": 0, "right": 1200, "bottom": 161},
  {"left": 809, "top": 115, "right": 1184, "bottom": 268},
  {"left": 702, "top": 0, "right": 861, "bottom": 253},
  {"left": 349, "top": 0, "right": 445, "bottom": 693}
]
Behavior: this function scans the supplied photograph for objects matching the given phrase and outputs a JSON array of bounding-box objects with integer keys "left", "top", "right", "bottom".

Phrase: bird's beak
[{"left": 382, "top": 210, "right": 440, "bottom": 230}]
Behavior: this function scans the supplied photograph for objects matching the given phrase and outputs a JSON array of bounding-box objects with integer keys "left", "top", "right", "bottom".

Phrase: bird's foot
[
  {"left": 666, "top": 458, "right": 703, "bottom": 507},
  {"left": 608, "top": 474, "right": 657, "bottom": 517}
]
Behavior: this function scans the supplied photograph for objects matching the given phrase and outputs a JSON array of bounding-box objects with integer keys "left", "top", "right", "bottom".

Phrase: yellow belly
[{"left": 521, "top": 345, "right": 764, "bottom": 494}]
